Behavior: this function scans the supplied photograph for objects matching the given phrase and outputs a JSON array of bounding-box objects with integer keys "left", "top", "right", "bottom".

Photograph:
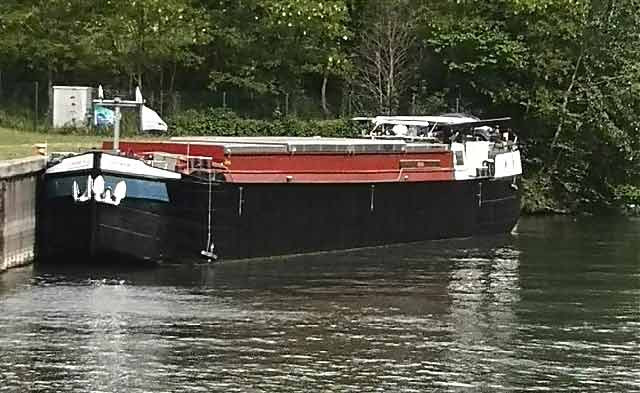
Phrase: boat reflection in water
[{"left": 3, "top": 216, "right": 639, "bottom": 391}]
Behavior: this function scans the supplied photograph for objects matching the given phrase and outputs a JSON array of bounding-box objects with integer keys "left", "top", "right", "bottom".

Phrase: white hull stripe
[
  {"left": 46, "top": 152, "right": 181, "bottom": 180},
  {"left": 45, "top": 153, "right": 94, "bottom": 174},
  {"left": 100, "top": 154, "right": 181, "bottom": 179}
]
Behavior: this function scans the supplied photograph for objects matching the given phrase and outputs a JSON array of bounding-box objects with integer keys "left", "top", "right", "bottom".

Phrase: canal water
[{"left": 0, "top": 216, "right": 638, "bottom": 392}]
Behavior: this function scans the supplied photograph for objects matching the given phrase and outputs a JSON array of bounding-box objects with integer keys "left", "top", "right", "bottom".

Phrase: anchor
[
  {"left": 200, "top": 244, "right": 218, "bottom": 262},
  {"left": 71, "top": 175, "right": 127, "bottom": 206}
]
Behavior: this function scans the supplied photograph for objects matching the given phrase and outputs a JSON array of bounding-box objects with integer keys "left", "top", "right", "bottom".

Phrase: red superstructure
[{"left": 104, "top": 137, "right": 456, "bottom": 183}]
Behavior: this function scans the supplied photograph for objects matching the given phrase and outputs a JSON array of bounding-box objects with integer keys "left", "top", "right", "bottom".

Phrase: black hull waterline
[{"left": 38, "top": 166, "right": 520, "bottom": 264}]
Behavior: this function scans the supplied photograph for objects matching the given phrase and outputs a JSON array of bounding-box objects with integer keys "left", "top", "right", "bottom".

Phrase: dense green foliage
[
  {"left": 1, "top": 0, "right": 640, "bottom": 213},
  {"left": 169, "top": 108, "right": 356, "bottom": 137}
]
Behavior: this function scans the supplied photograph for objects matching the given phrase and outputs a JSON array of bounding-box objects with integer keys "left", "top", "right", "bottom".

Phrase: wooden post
[
  {"left": 173, "top": 91, "right": 180, "bottom": 113},
  {"left": 47, "top": 68, "right": 53, "bottom": 127},
  {"left": 411, "top": 94, "right": 416, "bottom": 115},
  {"left": 285, "top": 93, "right": 289, "bottom": 116},
  {"left": 33, "top": 81, "right": 39, "bottom": 132}
]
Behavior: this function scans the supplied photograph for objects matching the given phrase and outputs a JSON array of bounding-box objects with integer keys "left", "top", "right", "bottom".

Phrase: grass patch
[{"left": 0, "top": 127, "right": 108, "bottom": 160}]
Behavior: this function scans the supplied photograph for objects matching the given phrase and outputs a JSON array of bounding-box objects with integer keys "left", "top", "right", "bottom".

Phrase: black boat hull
[{"left": 38, "top": 169, "right": 520, "bottom": 263}]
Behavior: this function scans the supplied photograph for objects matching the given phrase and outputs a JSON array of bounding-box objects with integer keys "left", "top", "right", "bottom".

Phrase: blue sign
[{"left": 94, "top": 105, "right": 115, "bottom": 127}]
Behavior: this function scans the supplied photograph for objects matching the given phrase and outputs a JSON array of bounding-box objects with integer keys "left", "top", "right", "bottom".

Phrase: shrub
[
  {"left": 167, "top": 108, "right": 358, "bottom": 138},
  {"left": 0, "top": 109, "right": 44, "bottom": 131},
  {"left": 521, "top": 174, "right": 566, "bottom": 214}
]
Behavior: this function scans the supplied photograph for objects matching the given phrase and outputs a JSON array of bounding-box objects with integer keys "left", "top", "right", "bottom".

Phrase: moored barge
[{"left": 38, "top": 115, "right": 522, "bottom": 263}]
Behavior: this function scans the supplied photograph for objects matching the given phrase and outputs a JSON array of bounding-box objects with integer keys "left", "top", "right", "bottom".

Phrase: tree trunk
[
  {"left": 169, "top": 62, "right": 177, "bottom": 94},
  {"left": 540, "top": 49, "right": 584, "bottom": 173},
  {"left": 377, "top": 51, "right": 383, "bottom": 113},
  {"left": 159, "top": 67, "right": 164, "bottom": 115},
  {"left": 136, "top": 68, "right": 143, "bottom": 91},
  {"left": 321, "top": 72, "right": 330, "bottom": 117},
  {"left": 136, "top": 4, "right": 145, "bottom": 92},
  {"left": 169, "top": 62, "right": 177, "bottom": 114},
  {"left": 387, "top": 24, "right": 394, "bottom": 114},
  {"left": 551, "top": 53, "right": 583, "bottom": 150},
  {"left": 547, "top": 52, "right": 583, "bottom": 172}
]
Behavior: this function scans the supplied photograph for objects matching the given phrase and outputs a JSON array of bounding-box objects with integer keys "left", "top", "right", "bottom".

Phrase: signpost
[{"left": 92, "top": 95, "right": 143, "bottom": 152}]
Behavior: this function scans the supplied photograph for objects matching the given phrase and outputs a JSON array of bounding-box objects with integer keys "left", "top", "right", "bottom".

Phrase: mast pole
[{"left": 93, "top": 92, "right": 147, "bottom": 153}]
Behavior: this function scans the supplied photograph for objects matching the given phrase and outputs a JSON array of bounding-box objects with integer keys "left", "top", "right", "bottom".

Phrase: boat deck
[
  {"left": 169, "top": 136, "right": 448, "bottom": 155},
  {"left": 103, "top": 137, "right": 457, "bottom": 183}
]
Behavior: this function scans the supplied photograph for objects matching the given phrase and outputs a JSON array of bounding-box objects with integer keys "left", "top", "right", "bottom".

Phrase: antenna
[{"left": 135, "top": 86, "right": 143, "bottom": 103}]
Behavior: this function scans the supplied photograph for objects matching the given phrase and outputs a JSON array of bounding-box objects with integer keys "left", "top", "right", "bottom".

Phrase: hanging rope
[
  {"left": 186, "top": 143, "right": 190, "bottom": 172},
  {"left": 201, "top": 169, "right": 217, "bottom": 261}
]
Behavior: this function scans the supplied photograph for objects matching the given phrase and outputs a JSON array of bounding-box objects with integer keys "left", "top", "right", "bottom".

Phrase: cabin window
[
  {"left": 46, "top": 175, "right": 170, "bottom": 202},
  {"left": 103, "top": 176, "right": 169, "bottom": 202},
  {"left": 455, "top": 151, "right": 465, "bottom": 166},
  {"left": 46, "top": 176, "right": 85, "bottom": 198}
]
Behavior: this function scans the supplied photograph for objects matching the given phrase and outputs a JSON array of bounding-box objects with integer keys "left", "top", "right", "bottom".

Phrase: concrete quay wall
[{"left": 0, "top": 157, "right": 46, "bottom": 272}]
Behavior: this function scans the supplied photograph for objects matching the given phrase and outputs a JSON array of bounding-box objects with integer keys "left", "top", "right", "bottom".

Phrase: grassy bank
[{"left": 0, "top": 128, "right": 115, "bottom": 160}]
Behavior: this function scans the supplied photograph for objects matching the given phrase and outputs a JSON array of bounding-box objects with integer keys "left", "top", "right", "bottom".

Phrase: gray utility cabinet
[{"left": 52, "top": 86, "right": 93, "bottom": 128}]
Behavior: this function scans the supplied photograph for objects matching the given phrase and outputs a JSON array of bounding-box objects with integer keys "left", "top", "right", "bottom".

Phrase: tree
[
  {"left": 422, "top": 0, "right": 640, "bottom": 210},
  {"left": 91, "top": 0, "right": 210, "bottom": 91},
  {"left": 0, "top": 0, "right": 98, "bottom": 111},
  {"left": 544, "top": 0, "right": 640, "bottom": 209},
  {"left": 262, "top": 0, "right": 351, "bottom": 116},
  {"left": 0, "top": 2, "right": 20, "bottom": 97},
  {"left": 352, "top": 0, "right": 417, "bottom": 115},
  {"left": 206, "top": 0, "right": 351, "bottom": 116}
]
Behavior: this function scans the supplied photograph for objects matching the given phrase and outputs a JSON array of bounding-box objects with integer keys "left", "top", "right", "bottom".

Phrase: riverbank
[{"left": 0, "top": 127, "right": 105, "bottom": 160}]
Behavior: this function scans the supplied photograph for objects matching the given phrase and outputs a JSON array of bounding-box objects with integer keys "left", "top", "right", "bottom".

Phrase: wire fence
[
  {"left": 0, "top": 81, "right": 45, "bottom": 131},
  {"left": 104, "top": 86, "right": 356, "bottom": 119},
  {"left": 0, "top": 80, "right": 466, "bottom": 134},
  {"left": 0, "top": 80, "right": 359, "bottom": 132}
]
